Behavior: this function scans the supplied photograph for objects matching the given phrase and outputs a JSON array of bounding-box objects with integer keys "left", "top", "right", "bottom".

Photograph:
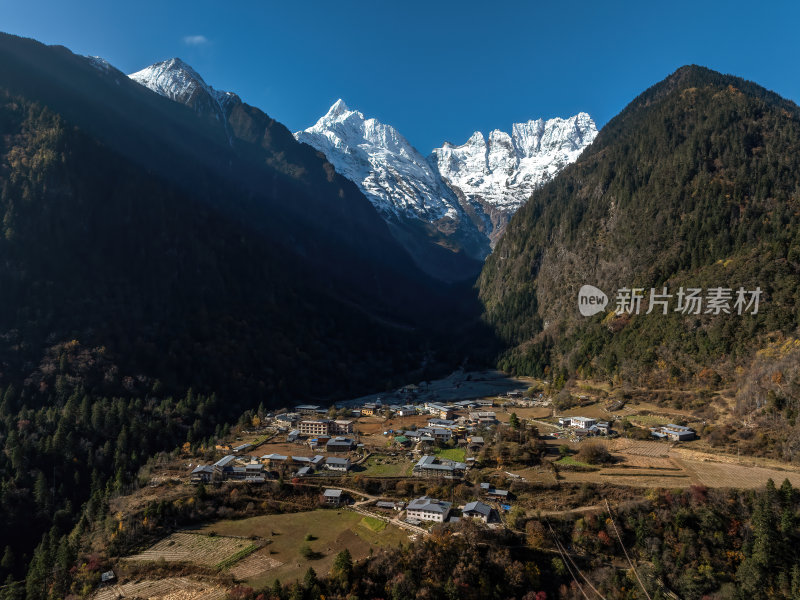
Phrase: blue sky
[{"left": 2, "top": 0, "right": 800, "bottom": 152}]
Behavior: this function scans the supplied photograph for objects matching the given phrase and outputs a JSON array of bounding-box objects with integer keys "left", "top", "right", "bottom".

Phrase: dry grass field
[
  {"left": 677, "top": 458, "right": 800, "bottom": 488},
  {"left": 197, "top": 509, "right": 408, "bottom": 587},
  {"left": 542, "top": 438, "right": 800, "bottom": 489},
  {"left": 611, "top": 439, "right": 672, "bottom": 457},
  {"left": 92, "top": 576, "right": 227, "bottom": 600},
  {"left": 496, "top": 407, "right": 553, "bottom": 422},
  {"left": 123, "top": 532, "right": 257, "bottom": 569},
  {"left": 228, "top": 553, "right": 284, "bottom": 580}
]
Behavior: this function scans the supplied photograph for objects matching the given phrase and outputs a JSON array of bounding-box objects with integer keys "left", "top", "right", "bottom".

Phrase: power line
[
  {"left": 604, "top": 499, "right": 652, "bottom": 600},
  {"left": 546, "top": 519, "right": 591, "bottom": 600},
  {"left": 546, "top": 519, "right": 608, "bottom": 600}
]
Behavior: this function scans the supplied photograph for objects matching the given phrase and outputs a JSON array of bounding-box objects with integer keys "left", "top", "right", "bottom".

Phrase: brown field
[
  {"left": 92, "top": 576, "right": 226, "bottom": 600},
  {"left": 611, "top": 439, "right": 672, "bottom": 457},
  {"left": 356, "top": 414, "right": 437, "bottom": 435},
  {"left": 124, "top": 532, "right": 256, "bottom": 568},
  {"left": 677, "top": 458, "right": 800, "bottom": 489},
  {"left": 557, "top": 468, "right": 693, "bottom": 487},
  {"left": 616, "top": 454, "right": 681, "bottom": 470},
  {"left": 196, "top": 509, "right": 408, "bottom": 587},
  {"left": 496, "top": 407, "right": 553, "bottom": 422},
  {"left": 228, "top": 553, "right": 284, "bottom": 580},
  {"left": 612, "top": 400, "right": 699, "bottom": 419},
  {"left": 540, "top": 438, "right": 800, "bottom": 489},
  {"left": 249, "top": 440, "right": 318, "bottom": 457}
]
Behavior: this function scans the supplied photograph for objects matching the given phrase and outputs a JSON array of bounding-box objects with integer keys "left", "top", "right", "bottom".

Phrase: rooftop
[
  {"left": 213, "top": 455, "right": 236, "bottom": 468},
  {"left": 407, "top": 496, "right": 452, "bottom": 514},
  {"left": 463, "top": 501, "right": 492, "bottom": 516}
]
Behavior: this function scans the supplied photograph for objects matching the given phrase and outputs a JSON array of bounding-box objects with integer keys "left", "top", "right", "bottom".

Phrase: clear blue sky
[{"left": 3, "top": 0, "right": 800, "bottom": 153}]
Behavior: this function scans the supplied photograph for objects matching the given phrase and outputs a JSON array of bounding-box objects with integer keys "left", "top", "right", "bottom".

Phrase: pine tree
[
  {"left": 331, "top": 549, "right": 353, "bottom": 592},
  {"left": 270, "top": 579, "right": 284, "bottom": 600},
  {"left": 781, "top": 478, "right": 794, "bottom": 506},
  {"left": 0, "top": 546, "right": 13, "bottom": 572}
]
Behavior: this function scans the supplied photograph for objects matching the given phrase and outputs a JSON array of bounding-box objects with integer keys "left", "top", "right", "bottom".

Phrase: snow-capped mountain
[
  {"left": 127, "top": 59, "right": 486, "bottom": 278},
  {"left": 431, "top": 113, "right": 598, "bottom": 243},
  {"left": 296, "top": 100, "right": 490, "bottom": 260},
  {"left": 127, "top": 56, "right": 594, "bottom": 272},
  {"left": 129, "top": 58, "right": 240, "bottom": 125},
  {"left": 296, "top": 100, "right": 461, "bottom": 222},
  {"left": 297, "top": 101, "right": 597, "bottom": 250}
]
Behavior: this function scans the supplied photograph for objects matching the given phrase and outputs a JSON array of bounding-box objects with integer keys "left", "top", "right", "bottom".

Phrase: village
[
  {"left": 95, "top": 370, "right": 800, "bottom": 598},
  {"left": 183, "top": 371, "right": 704, "bottom": 532}
]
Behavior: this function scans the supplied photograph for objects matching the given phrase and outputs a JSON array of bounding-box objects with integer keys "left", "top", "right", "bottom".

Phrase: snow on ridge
[
  {"left": 431, "top": 112, "right": 598, "bottom": 211},
  {"left": 295, "top": 99, "right": 463, "bottom": 222},
  {"left": 128, "top": 58, "right": 240, "bottom": 126},
  {"left": 296, "top": 100, "right": 597, "bottom": 247}
]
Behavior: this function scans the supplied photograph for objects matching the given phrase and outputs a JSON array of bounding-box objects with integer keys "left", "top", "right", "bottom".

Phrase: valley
[
  {"left": 0, "top": 16, "right": 798, "bottom": 599},
  {"left": 84, "top": 369, "right": 800, "bottom": 598}
]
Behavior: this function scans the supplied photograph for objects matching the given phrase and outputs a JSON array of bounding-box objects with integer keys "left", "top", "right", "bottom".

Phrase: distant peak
[
  {"left": 129, "top": 57, "right": 206, "bottom": 85},
  {"left": 161, "top": 57, "right": 194, "bottom": 71},
  {"left": 466, "top": 131, "right": 486, "bottom": 145},
  {"left": 326, "top": 99, "right": 350, "bottom": 119}
]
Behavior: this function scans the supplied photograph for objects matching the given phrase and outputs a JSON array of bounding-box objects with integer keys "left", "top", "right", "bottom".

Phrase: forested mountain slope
[{"left": 479, "top": 65, "right": 800, "bottom": 385}]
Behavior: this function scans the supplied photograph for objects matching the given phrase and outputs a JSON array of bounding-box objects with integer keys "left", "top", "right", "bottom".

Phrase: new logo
[{"left": 578, "top": 285, "right": 608, "bottom": 316}]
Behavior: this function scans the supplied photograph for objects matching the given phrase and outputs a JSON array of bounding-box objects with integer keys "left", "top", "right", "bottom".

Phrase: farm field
[
  {"left": 496, "top": 407, "right": 553, "bottom": 421},
  {"left": 557, "top": 468, "right": 693, "bottom": 487},
  {"left": 537, "top": 438, "right": 800, "bottom": 489},
  {"left": 434, "top": 447, "right": 466, "bottom": 462},
  {"left": 92, "top": 576, "right": 227, "bottom": 600},
  {"left": 357, "top": 455, "right": 413, "bottom": 476},
  {"left": 196, "top": 509, "right": 409, "bottom": 587},
  {"left": 356, "top": 415, "right": 431, "bottom": 436},
  {"left": 611, "top": 439, "right": 672, "bottom": 457},
  {"left": 250, "top": 441, "right": 317, "bottom": 457},
  {"left": 677, "top": 458, "right": 800, "bottom": 488},
  {"left": 123, "top": 532, "right": 257, "bottom": 569}
]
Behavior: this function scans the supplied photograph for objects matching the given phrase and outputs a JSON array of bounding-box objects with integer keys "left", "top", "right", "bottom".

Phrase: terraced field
[
  {"left": 92, "top": 576, "right": 227, "bottom": 600},
  {"left": 124, "top": 532, "right": 258, "bottom": 569},
  {"left": 678, "top": 458, "right": 800, "bottom": 489}
]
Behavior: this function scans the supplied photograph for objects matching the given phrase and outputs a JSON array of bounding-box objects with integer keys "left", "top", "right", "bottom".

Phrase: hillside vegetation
[{"left": 479, "top": 65, "right": 800, "bottom": 386}]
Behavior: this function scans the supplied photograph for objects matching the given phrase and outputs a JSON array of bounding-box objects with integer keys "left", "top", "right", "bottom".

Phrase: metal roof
[
  {"left": 463, "top": 501, "right": 492, "bottom": 516},
  {"left": 407, "top": 496, "right": 452, "bottom": 514},
  {"left": 213, "top": 455, "right": 236, "bottom": 468}
]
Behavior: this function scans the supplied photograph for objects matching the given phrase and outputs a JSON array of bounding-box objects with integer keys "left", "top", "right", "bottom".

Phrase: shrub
[{"left": 576, "top": 442, "right": 612, "bottom": 465}]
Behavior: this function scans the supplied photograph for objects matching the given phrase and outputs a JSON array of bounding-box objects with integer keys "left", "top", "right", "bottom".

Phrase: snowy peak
[
  {"left": 296, "top": 99, "right": 466, "bottom": 224},
  {"left": 297, "top": 99, "right": 597, "bottom": 254},
  {"left": 128, "top": 58, "right": 240, "bottom": 124},
  {"left": 326, "top": 98, "right": 350, "bottom": 118},
  {"left": 431, "top": 112, "right": 598, "bottom": 216}
]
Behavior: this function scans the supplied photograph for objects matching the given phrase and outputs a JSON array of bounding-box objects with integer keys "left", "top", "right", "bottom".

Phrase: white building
[
  {"left": 325, "top": 456, "right": 351, "bottom": 472},
  {"left": 299, "top": 419, "right": 331, "bottom": 436},
  {"left": 462, "top": 501, "right": 493, "bottom": 523},
  {"left": 559, "top": 416, "right": 597, "bottom": 429},
  {"left": 323, "top": 488, "right": 343, "bottom": 506},
  {"left": 331, "top": 419, "right": 354, "bottom": 435},
  {"left": 406, "top": 496, "right": 452, "bottom": 522}
]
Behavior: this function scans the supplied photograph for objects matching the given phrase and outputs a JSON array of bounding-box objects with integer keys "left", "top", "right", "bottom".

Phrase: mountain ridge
[
  {"left": 478, "top": 64, "right": 800, "bottom": 385},
  {"left": 295, "top": 97, "right": 596, "bottom": 263},
  {"left": 0, "top": 32, "right": 489, "bottom": 403}
]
